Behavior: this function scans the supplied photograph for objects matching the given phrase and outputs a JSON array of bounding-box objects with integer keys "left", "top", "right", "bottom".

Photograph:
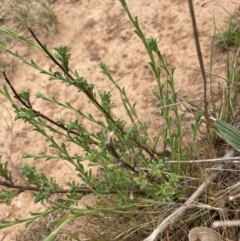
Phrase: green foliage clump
[{"left": 0, "top": 0, "right": 188, "bottom": 239}]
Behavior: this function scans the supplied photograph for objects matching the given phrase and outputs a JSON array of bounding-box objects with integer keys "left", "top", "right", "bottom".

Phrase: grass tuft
[
  {"left": 215, "top": 7, "right": 240, "bottom": 50},
  {"left": 0, "top": 0, "right": 57, "bottom": 72}
]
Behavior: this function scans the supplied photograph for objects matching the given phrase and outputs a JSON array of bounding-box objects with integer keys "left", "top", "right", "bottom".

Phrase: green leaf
[
  {"left": 18, "top": 89, "right": 30, "bottom": 103},
  {"left": 0, "top": 190, "right": 18, "bottom": 205},
  {"left": 99, "top": 91, "right": 112, "bottom": 113},
  {"left": 212, "top": 118, "right": 240, "bottom": 151},
  {"left": 0, "top": 84, "right": 13, "bottom": 103},
  {"left": 0, "top": 28, "right": 41, "bottom": 49},
  {"left": 0, "top": 209, "right": 55, "bottom": 228},
  {"left": 44, "top": 215, "right": 76, "bottom": 241},
  {"left": 0, "top": 158, "right": 9, "bottom": 179},
  {"left": 21, "top": 164, "right": 41, "bottom": 187},
  {"left": 22, "top": 152, "right": 59, "bottom": 161},
  {"left": 52, "top": 45, "right": 71, "bottom": 71}
]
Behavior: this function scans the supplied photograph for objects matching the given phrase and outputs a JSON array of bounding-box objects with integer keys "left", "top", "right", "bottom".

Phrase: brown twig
[
  {"left": 3, "top": 70, "right": 30, "bottom": 108},
  {"left": 0, "top": 180, "right": 91, "bottom": 194},
  {"left": 165, "top": 229, "right": 170, "bottom": 241},
  {"left": 0, "top": 180, "right": 144, "bottom": 195}
]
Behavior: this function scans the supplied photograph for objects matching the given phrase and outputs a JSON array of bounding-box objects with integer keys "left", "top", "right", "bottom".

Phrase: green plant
[
  {"left": 211, "top": 117, "right": 240, "bottom": 151},
  {"left": 215, "top": 7, "right": 240, "bottom": 49},
  {"left": 0, "top": 0, "right": 192, "bottom": 239},
  {"left": 1, "top": 0, "right": 239, "bottom": 241},
  {"left": 211, "top": 30, "right": 240, "bottom": 123},
  {"left": 210, "top": 6, "right": 240, "bottom": 140}
]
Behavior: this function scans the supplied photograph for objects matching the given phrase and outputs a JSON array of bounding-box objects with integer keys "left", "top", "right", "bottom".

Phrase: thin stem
[
  {"left": 2, "top": 71, "right": 99, "bottom": 145},
  {"left": 0, "top": 180, "right": 90, "bottom": 194},
  {"left": 187, "top": 0, "right": 210, "bottom": 133},
  {"left": 0, "top": 180, "right": 143, "bottom": 195}
]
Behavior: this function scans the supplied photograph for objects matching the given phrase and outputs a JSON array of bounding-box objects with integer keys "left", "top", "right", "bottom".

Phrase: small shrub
[
  {"left": 0, "top": 0, "right": 190, "bottom": 239},
  {"left": 1, "top": 1, "right": 240, "bottom": 241}
]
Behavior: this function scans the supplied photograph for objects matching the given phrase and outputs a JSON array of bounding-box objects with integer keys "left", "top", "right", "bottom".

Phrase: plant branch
[
  {"left": 27, "top": 27, "right": 161, "bottom": 160},
  {"left": 27, "top": 27, "right": 70, "bottom": 74},
  {"left": 0, "top": 180, "right": 143, "bottom": 195},
  {"left": 2, "top": 70, "right": 99, "bottom": 145},
  {"left": 2, "top": 70, "right": 30, "bottom": 108},
  {"left": 0, "top": 180, "right": 89, "bottom": 194},
  {"left": 27, "top": 27, "right": 116, "bottom": 124},
  {"left": 106, "top": 132, "right": 163, "bottom": 185}
]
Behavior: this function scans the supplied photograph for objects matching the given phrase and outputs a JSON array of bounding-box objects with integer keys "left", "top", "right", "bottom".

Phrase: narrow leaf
[{"left": 213, "top": 118, "right": 240, "bottom": 151}]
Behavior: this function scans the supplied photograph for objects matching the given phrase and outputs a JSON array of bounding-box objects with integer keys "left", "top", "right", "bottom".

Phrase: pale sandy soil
[{"left": 0, "top": 0, "right": 239, "bottom": 240}]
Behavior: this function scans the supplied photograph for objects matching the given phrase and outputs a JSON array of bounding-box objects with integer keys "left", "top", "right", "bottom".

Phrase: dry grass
[
  {"left": 0, "top": 0, "right": 58, "bottom": 72},
  {"left": 0, "top": 0, "right": 58, "bottom": 37}
]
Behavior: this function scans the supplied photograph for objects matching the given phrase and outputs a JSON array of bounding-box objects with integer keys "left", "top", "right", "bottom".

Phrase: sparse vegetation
[
  {"left": 0, "top": 1, "right": 240, "bottom": 241},
  {"left": 0, "top": 0, "right": 57, "bottom": 37},
  {"left": 215, "top": 7, "right": 240, "bottom": 49},
  {"left": 0, "top": 0, "right": 57, "bottom": 71}
]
